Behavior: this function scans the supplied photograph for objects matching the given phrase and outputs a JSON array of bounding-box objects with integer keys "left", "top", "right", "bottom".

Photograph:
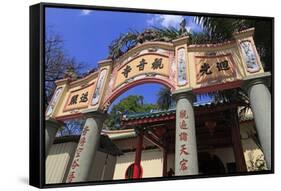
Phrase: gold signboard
[
  {"left": 64, "top": 83, "right": 95, "bottom": 112},
  {"left": 114, "top": 54, "right": 170, "bottom": 88},
  {"left": 195, "top": 54, "right": 236, "bottom": 84}
]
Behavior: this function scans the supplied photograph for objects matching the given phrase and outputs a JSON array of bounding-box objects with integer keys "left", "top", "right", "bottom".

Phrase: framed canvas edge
[
  {"left": 29, "top": 3, "right": 45, "bottom": 188},
  {"left": 29, "top": 2, "right": 275, "bottom": 189}
]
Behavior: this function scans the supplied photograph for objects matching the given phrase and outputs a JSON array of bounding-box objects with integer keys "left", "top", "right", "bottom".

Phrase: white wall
[
  {"left": 89, "top": 151, "right": 117, "bottom": 181},
  {"left": 102, "top": 154, "right": 117, "bottom": 180},
  {"left": 113, "top": 147, "right": 238, "bottom": 179},
  {"left": 46, "top": 143, "right": 117, "bottom": 183},
  {"left": 46, "top": 142, "right": 77, "bottom": 184},
  {"left": 89, "top": 151, "right": 106, "bottom": 181},
  {"left": 113, "top": 149, "right": 163, "bottom": 179}
]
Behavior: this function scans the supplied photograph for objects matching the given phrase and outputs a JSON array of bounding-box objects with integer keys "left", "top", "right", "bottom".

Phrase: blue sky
[{"left": 45, "top": 7, "right": 202, "bottom": 107}]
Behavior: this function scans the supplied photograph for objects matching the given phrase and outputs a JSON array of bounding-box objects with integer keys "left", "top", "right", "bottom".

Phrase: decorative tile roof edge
[
  {"left": 109, "top": 133, "right": 137, "bottom": 141},
  {"left": 188, "top": 40, "right": 235, "bottom": 49},
  {"left": 102, "top": 128, "right": 137, "bottom": 140},
  {"left": 122, "top": 100, "right": 232, "bottom": 121},
  {"left": 101, "top": 128, "right": 135, "bottom": 134},
  {"left": 233, "top": 27, "right": 255, "bottom": 36},
  {"left": 121, "top": 102, "right": 254, "bottom": 122}
]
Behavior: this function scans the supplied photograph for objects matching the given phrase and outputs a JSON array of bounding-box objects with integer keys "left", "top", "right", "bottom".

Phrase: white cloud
[
  {"left": 80, "top": 10, "right": 92, "bottom": 16},
  {"left": 147, "top": 15, "right": 184, "bottom": 28}
]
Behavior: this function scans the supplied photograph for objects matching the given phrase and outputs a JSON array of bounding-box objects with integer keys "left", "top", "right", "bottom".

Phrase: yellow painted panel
[
  {"left": 195, "top": 54, "right": 237, "bottom": 85},
  {"left": 115, "top": 54, "right": 170, "bottom": 88},
  {"left": 63, "top": 83, "right": 95, "bottom": 112}
]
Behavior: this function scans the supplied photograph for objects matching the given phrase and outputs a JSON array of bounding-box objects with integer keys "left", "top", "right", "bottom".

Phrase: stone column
[
  {"left": 66, "top": 113, "right": 106, "bottom": 183},
  {"left": 172, "top": 88, "right": 198, "bottom": 176},
  {"left": 45, "top": 118, "right": 63, "bottom": 156},
  {"left": 243, "top": 72, "right": 272, "bottom": 170}
]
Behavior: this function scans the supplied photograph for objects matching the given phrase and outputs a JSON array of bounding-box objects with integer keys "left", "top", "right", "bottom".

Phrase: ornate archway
[{"left": 45, "top": 28, "right": 271, "bottom": 182}]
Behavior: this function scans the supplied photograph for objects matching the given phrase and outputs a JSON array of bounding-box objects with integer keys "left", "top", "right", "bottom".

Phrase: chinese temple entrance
[
  {"left": 121, "top": 101, "right": 247, "bottom": 176},
  {"left": 45, "top": 27, "right": 271, "bottom": 182}
]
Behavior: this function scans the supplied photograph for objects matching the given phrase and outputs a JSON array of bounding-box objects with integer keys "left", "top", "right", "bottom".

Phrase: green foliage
[
  {"left": 152, "top": 26, "right": 183, "bottom": 40},
  {"left": 189, "top": 31, "right": 229, "bottom": 44},
  {"left": 108, "top": 27, "right": 185, "bottom": 59},
  {"left": 109, "top": 16, "right": 272, "bottom": 72},
  {"left": 105, "top": 95, "right": 156, "bottom": 130},
  {"left": 108, "top": 30, "right": 140, "bottom": 59},
  {"left": 208, "top": 88, "right": 250, "bottom": 119},
  {"left": 194, "top": 17, "right": 245, "bottom": 40},
  {"left": 156, "top": 87, "right": 174, "bottom": 110}
]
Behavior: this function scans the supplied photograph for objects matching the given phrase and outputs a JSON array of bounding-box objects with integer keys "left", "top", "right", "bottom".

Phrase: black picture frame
[{"left": 30, "top": 2, "right": 274, "bottom": 189}]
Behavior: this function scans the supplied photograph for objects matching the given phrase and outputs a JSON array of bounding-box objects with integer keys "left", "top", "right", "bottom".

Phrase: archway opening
[{"left": 104, "top": 82, "right": 174, "bottom": 130}]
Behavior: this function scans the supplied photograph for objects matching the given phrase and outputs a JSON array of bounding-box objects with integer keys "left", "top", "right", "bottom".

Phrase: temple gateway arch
[{"left": 45, "top": 28, "right": 271, "bottom": 183}]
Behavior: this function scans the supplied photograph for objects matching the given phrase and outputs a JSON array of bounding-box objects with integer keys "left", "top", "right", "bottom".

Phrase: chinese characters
[
  {"left": 68, "top": 91, "right": 89, "bottom": 106},
  {"left": 199, "top": 63, "right": 212, "bottom": 76},
  {"left": 178, "top": 109, "right": 189, "bottom": 172},
  {"left": 216, "top": 60, "right": 230, "bottom": 71},
  {"left": 122, "top": 65, "right": 132, "bottom": 78},
  {"left": 80, "top": 92, "right": 88, "bottom": 103},
  {"left": 179, "top": 132, "right": 188, "bottom": 141},
  {"left": 199, "top": 60, "right": 230, "bottom": 76},
  {"left": 121, "top": 57, "right": 164, "bottom": 78},
  {"left": 67, "top": 126, "right": 90, "bottom": 182},
  {"left": 69, "top": 95, "right": 79, "bottom": 105},
  {"left": 137, "top": 58, "right": 147, "bottom": 71},
  {"left": 196, "top": 56, "right": 236, "bottom": 85},
  {"left": 151, "top": 58, "right": 163, "bottom": 70}
]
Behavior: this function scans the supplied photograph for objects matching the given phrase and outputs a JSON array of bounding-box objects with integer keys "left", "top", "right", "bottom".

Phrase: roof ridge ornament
[
  {"left": 64, "top": 65, "right": 78, "bottom": 81},
  {"left": 179, "top": 18, "right": 188, "bottom": 37}
]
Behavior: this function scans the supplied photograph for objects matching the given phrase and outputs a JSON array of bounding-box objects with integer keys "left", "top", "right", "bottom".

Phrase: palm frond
[
  {"left": 108, "top": 27, "right": 183, "bottom": 60},
  {"left": 153, "top": 27, "right": 182, "bottom": 40},
  {"left": 156, "top": 87, "right": 173, "bottom": 110}
]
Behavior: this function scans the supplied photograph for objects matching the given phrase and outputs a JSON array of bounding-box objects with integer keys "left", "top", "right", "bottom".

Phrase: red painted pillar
[
  {"left": 133, "top": 129, "right": 143, "bottom": 179},
  {"left": 231, "top": 109, "right": 247, "bottom": 172},
  {"left": 162, "top": 148, "right": 168, "bottom": 176}
]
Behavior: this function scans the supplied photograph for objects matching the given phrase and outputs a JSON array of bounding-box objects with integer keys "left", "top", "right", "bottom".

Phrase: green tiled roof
[
  {"left": 123, "top": 109, "right": 176, "bottom": 121},
  {"left": 122, "top": 101, "right": 254, "bottom": 122},
  {"left": 122, "top": 92, "right": 234, "bottom": 121}
]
